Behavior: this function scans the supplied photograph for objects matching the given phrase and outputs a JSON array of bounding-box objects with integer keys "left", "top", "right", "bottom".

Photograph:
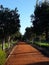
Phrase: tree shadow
[{"left": 27, "top": 61, "right": 49, "bottom": 65}]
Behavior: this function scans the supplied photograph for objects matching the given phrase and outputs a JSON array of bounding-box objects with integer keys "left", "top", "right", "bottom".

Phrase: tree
[
  {"left": 31, "top": 1, "right": 49, "bottom": 42},
  {"left": 0, "top": 5, "right": 20, "bottom": 50},
  {"left": 23, "top": 27, "right": 34, "bottom": 41},
  {"left": 12, "top": 31, "right": 22, "bottom": 41}
]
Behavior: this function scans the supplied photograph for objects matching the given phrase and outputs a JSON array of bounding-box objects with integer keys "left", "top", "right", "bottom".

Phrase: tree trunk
[
  {"left": 45, "top": 29, "right": 48, "bottom": 42},
  {"left": 8, "top": 36, "right": 11, "bottom": 48},
  {"left": 39, "top": 35, "right": 41, "bottom": 42},
  {"left": 2, "top": 39, "right": 5, "bottom": 50}
]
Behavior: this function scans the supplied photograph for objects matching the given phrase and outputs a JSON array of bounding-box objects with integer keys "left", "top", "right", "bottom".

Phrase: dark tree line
[
  {"left": 0, "top": 5, "right": 20, "bottom": 50},
  {"left": 31, "top": 1, "right": 49, "bottom": 42},
  {"left": 23, "top": 1, "right": 49, "bottom": 42},
  {"left": 23, "top": 27, "right": 33, "bottom": 41}
]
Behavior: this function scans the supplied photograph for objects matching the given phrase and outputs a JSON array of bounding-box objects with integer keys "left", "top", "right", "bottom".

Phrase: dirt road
[{"left": 5, "top": 42, "right": 49, "bottom": 65}]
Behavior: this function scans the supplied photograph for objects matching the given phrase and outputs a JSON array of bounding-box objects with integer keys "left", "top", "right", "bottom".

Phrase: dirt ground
[{"left": 5, "top": 42, "right": 49, "bottom": 65}]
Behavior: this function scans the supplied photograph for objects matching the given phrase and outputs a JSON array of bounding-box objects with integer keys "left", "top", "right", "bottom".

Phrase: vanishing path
[{"left": 5, "top": 42, "right": 49, "bottom": 65}]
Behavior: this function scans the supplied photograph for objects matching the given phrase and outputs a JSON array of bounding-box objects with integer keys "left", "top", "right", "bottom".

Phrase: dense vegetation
[
  {"left": 23, "top": 1, "right": 49, "bottom": 44},
  {"left": 31, "top": 1, "right": 49, "bottom": 42},
  {"left": 0, "top": 5, "right": 21, "bottom": 50},
  {"left": 0, "top": 1, "right": 49, "bottom": 64},
  {"left": 0, "top": 5, "right": 21, "bottom": 65}
]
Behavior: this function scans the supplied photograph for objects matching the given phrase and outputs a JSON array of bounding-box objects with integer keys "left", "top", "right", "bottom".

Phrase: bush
[{"left": 0, "top": 50, "right": 6, "bottom": 65}]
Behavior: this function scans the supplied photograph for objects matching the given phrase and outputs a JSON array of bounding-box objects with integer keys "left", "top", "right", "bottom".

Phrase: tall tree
[
  {"left": 0, "top": 5, "right": 20, "bottom": 50},
  {"left": 23, "top": 27, "right": 34, "bottom": 41},
  {"left": 31, "top": 1, "right": 49, "bottom": 42}
]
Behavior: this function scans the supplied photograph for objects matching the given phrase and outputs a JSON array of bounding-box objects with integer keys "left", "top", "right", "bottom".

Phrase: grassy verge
[
  {"left": 33, "top": 41, "right": 49, "bottom": 57},
  {"left": 0, "top": 50, "right": 6, "bottom": 65},
  {"left": 34, "top": 41, "right": 49, "bottom": 47},
  {"left": 34, "top": 41, "right": 49, "bottom": 52},
  {"left": 0, "top": 41, "right": 18, "bottom": 65}
]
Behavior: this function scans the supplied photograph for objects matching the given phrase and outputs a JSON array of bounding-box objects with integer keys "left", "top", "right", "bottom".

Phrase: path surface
[{"left": 5, "top": 42, "right": 49, "bottom": 65}]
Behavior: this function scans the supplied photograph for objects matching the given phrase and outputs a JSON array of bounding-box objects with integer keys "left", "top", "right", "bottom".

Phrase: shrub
[{"left": 0, "top": 50, "right": 6, "bottom": 65}]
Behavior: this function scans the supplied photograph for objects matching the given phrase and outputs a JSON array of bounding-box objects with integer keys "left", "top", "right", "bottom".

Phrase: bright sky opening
[{"left": 0, "top": 0, "right": 36, "bottom": 35}]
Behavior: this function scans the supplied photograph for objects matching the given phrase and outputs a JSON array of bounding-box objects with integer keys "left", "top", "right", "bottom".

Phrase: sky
[{"left": 0, "top": 0, "right": 36, "bottom": 35}]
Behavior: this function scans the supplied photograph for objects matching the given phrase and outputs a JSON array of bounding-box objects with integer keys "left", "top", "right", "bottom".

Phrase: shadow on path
[
  {"left": 10, "top": 51, "right": 40, "bottom": 55},
  {"left": 27, "top": 61, "right": 49, "bottom": 65},
  {"left": 5, "top": 42, "right": 49, "bottom": 65}
]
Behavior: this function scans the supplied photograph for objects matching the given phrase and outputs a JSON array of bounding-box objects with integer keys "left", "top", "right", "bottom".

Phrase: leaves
[{"left": 0, "top": 5, "right": 20, "bottom": 38}]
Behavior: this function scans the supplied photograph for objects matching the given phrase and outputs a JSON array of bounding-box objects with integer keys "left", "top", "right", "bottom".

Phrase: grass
[
  {"left": 0, "top": 41, "right": 17, "bottom": 65},
  {"left": 0, "top": 50, "right": 6, "bottom": 65},
  {"left": 34, "top": 41, "right": 49, "bottom": 47}
]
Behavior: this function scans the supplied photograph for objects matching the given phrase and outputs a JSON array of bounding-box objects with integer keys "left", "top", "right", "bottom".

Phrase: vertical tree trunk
[
  {"left": 2, "top": 39, "right": 5, "bottom": 50},
  {"left": 45, "top": 28, "right": 48, "bottom": 42},
  {"left": 8, "top": 36, "right": 11, "bottom": 48},
  {"left": 39, "top": 35, "right": 41, "bottom": 42}
]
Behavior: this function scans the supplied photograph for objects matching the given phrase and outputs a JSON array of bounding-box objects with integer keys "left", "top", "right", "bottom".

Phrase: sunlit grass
[
  {"left": 34, "top": 42, "right": 49, "bottom": 47},
  {"left": 0, "top": 50, "right": 6, "bottom": 65}
]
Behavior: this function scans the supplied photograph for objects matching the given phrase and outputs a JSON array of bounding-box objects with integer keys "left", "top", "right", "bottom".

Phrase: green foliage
[
  {"left": 0, "top": 50, "right": 6, "bottom": 65},
  {"left": 34, "top": 42, "right": 49, "bottom": 47},
  {"left": 5, "top": 43, "right": 9, "bottom": 48},
  {"left": 0, "top": 5, "right": 20, "bottom": 37},
  {"left": 31, "top": 2, "right": 49, "bottom": 41},
  {"left": 23, "top": 27, "right": 33, "bottom": 40},
  {"left": 0, "top": 5, "right": 20, "bottom": 50},
  {"left": 12, "top": 31, "right": 22, "bottom": 41}
]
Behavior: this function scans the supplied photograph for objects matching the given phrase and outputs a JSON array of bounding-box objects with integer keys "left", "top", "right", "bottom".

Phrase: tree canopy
[
  {"left": 0, "top": 5, "right": 20, "bottom": 38},
  {"left": 0, "top": 5, "right": 21, "bottom": 50},
  {"left": 31, "top": 2, "right": 49, "bottom": 41}
]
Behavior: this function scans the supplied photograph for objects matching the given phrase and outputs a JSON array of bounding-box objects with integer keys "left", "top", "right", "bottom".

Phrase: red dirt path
[{"left": 5, "top": 42, "right": 49, "bottom": 65}]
